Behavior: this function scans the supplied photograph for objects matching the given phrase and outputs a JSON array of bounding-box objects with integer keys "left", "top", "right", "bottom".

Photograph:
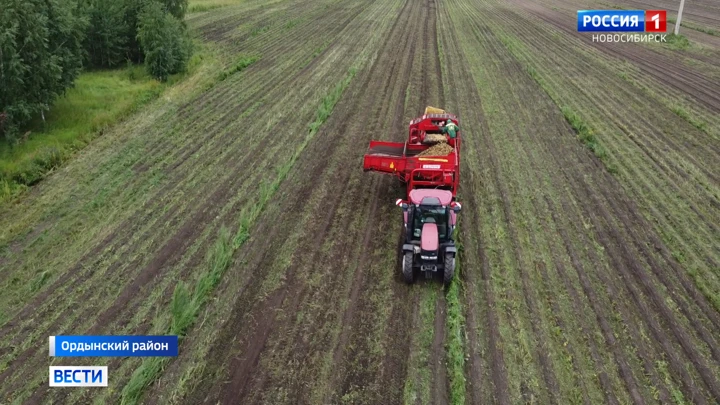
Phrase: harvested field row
[
  {"left": 487, "top": 0, "right": 720, "bottom": 310},
  {"left": 161, "top": 0, "right": 453, "bottom": 403},
  {"left": 0, "top": 0, "right": 401, "bottom": 401},
  {"left": 440, "top": 0, "right": 719, "bottom": 403},
  {"left": 0, "top": 0, "right": 717, "bottom": 403},
  {"left": 607, "top": 0, "right": 720, "bottom": 30}
]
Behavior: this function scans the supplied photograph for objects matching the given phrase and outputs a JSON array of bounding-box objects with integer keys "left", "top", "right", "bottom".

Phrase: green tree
[
  {"left": 0, "top": 0, "right": 86, "bottom": 140},
  {"left": 83, "top": 0, "right": 130, "bottom": 68},
  {"left": 137, "top": 1, "right": 192, "bottom": 81},
  {"left": 122, "top": 0, "right": 152, "bottom": 62},
  {"left": 158, "top": 0, "right": 189, "bottom": 20}
]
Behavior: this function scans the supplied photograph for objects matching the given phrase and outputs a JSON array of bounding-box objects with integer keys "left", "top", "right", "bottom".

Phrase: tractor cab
[{"left": 410, "top": 200, "right": 452, "bottom": 242}]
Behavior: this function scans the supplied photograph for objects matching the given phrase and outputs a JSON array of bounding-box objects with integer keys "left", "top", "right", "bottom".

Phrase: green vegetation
[
  {"left": 1, "top": 0, "right": 719, "bottom": 402},
  {"left": 251, "top": 25, "right": 271, "bottom": 37},
  {"left": 0, "top": 0, "right": 198, "bottom": 201},
  {"left": 188, "top": 0, "right": 241, "bottom": 13},
  {"left": 446, "top": 230, "right": 466, "bottom": 405},
  {"left": 670, "top": 105, "right": 707, "bottom": 132},
  {"left": 0, "top": 0, "right": 86, "bottom": 139},
  {"left": 527, "top": 65, "right": 612, "bottom": 168},
  {"left": 560, "top": 106, "right": 607, "bottom": 160},
  {"left": 82, "top": 0, "right": 191, "bottom": 69},
  {"left": 83, "top": 0, "right": 134, "bottom": 68},
  {"left": 217, "top": 55, "right": 260, "bottom": 81},
  {"left": 121, "top": 228, "right": 233, "bottom": 405},
  {"left": 403, "top": 287, "right": 437, "bottom": 405},
  {"left": 0, "top": 66, "right": 163, "bottom": 201},
  {"left": 668, "top": 18, "right": 719, "bottom": 37},
  {"left": 120, "top": 68, "right": 356, "bottom": 405},
  {"left": 138, "top": 1, "right": 194, "bottom": 82},
  {"left": 664, "top": 33, "right": 690, "bottom": 50},
  {"left": 189, "top": 3, "right": 223, "bottom": 12},
  {"left": 1, "top": 0, "right": 193, "bottom": 139}
]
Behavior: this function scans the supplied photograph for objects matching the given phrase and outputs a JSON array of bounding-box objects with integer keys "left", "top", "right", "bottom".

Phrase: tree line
[{"left": 0, "top": 0, "right": 192, "bottom": 140}]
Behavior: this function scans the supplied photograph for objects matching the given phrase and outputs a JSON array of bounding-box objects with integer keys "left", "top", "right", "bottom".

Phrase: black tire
[
  {"left": 444, "top": 253, "right": 455, "bottom": 285},
  {"left": 402, "top": 251, "right": 414, "bottom": 284}
]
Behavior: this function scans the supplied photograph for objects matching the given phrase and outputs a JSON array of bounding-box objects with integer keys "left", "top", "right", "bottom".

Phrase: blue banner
[
  {"left": 577, "top": 10, "right": 645, "bottom": 32},
  {"left": 49, "top": 335, "right": 178, "bottom": 357}
]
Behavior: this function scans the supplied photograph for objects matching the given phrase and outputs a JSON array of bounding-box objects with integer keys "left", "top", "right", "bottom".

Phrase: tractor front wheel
[
  {"left": 444, "top": 253, "right": 456, "bottom": 285},
  {"left": 402, "top": 252, "right": 414, "bottom": 284}
]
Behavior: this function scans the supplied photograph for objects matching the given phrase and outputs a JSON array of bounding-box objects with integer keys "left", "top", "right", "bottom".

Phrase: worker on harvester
[{"left": 440, "top": 119, "right": 460, "bottom": 138}]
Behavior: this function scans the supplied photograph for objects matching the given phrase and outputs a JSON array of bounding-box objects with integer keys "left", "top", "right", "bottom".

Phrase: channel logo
[
  {"left": 645, "top": 10, "right": 667, "bottom": 32},
  {"left": 49, "top": 366, "right": 108, "bottom": 387},
  {"left": 578, "top": 10, "right": 667, "bottom": 32}
]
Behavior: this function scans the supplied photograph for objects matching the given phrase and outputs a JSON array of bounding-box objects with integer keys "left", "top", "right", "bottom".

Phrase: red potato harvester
[{"left": 363, "top": 109, "right": 462, "bottom": 284}]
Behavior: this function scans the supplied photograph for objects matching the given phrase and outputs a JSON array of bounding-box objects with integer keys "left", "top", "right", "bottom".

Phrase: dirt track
[{"left": 0, "top": 0, "right": 718, "bottom": 403}]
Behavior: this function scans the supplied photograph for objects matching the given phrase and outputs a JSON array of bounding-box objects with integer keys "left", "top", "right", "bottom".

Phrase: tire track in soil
[
  {"left": 159, "top": 2, "right": 413, "bottom": 403},
  {"left": 512, "top": 0, "right": 720, "bottom": 355},
  {"left": 470, "top": 17, "right": 648, "bottom": 402},
  {"left": 0, "top": 0, "right": 342, "bottom": 346},
  {"left": 519, "top": 1, "right": 720, "bottom": 112},
  {"left": 436, "top": 2, "right": 503, "bottom": 403},
  {"left": 525, "top": 90, "right": 719, "bottom": 401},
  {"left": 0, "top": 1, "right": 379, "bottom": 396},
  {"left": 484, "top": 3, "right": 720, "bottom": 400},
  {"left": 327, "top": 0, "right": 426, "bottom": 400},
  {"left": 489, "top": 0, "right": 720, "bottom": 366},
  {"left": 491, "top": 3, "right": 720, "bottom": 322},
  {"left": 429, "top": 0, "right": 445, "bottom": 108},
  {"left": 431, "top": 294, "right": 449, "bottom": 405},
  {"left": 425, "top": 2, "right": 448, "bottom": 402}
]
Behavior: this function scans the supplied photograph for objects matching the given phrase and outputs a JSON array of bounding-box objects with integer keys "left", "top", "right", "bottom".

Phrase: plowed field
[{"left": 0, "top": 0, "right": 718, "bottom": 403}]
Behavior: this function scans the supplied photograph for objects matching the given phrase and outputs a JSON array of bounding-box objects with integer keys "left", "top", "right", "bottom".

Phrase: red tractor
[{"left": 363, "top": 109, "right": 462, "bottom": 284}]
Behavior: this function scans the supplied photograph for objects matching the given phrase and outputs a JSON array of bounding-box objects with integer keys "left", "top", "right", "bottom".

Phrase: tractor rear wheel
[
  {"left": 444, "top": 253, "right": 455, "bottom": 285},
  {"left": 402, "top": 252, "right": 414, "bottom": 284}
]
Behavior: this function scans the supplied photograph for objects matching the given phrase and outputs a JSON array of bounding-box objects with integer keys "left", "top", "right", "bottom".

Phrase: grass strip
[
  {"left": 524, "top": 64, "right": 617, "bottom": 174},
  {"left": 0, "top": 46, "right": 219, "bottom": 204},
  {"left": 0, "top": 66, "right": 163, "bottom": 201},
  {"left": 119, "top": 68, "right": 357, "bottom": 405},
  {"left": 188, "top": 0, "right": 244, "bottom": 14},
  {"left": 446, "top": 227, "right": 466, "bottom": 405},
  {"left": 670, "top": 105, "right": 707, "bottom": 132},
  {"left": 217, "top": 55, "right": 260, "bottom": 82},
  {"left": 668, "top": 18, "right": 719, "bottom": 37}
]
